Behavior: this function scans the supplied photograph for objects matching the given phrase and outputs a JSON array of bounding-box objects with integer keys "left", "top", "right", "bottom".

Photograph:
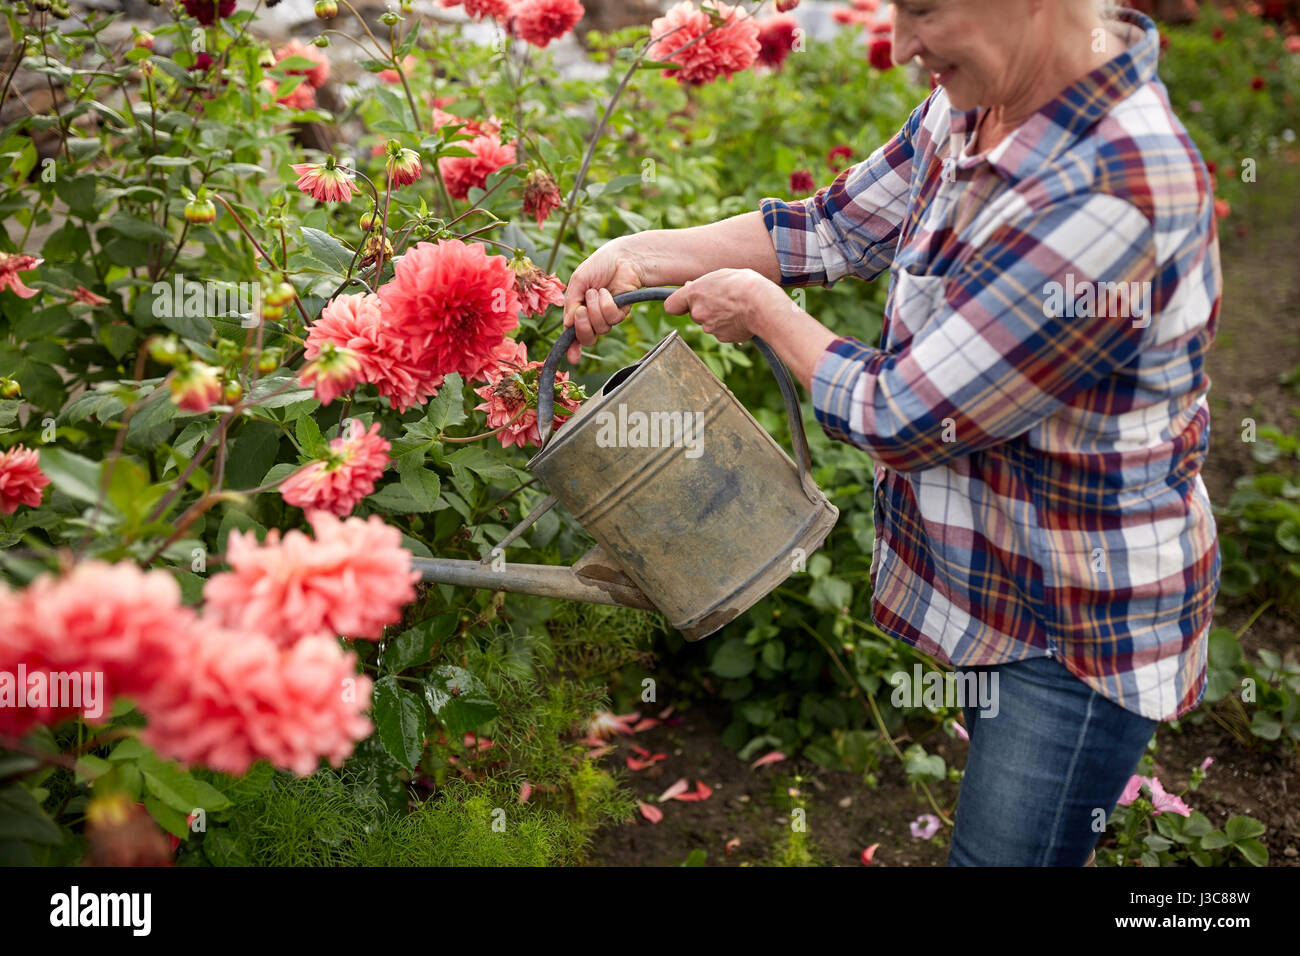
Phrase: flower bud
[
  {"left": 314, "top": 0, "right": 337, "bottom": 18},
  {"left": 134, "top": 32, "right": 154, "bottom": 51},
  {"left": 0, "top": 377, "right": 21, "bottom": 399},
  {"left": 14, "top": 2, "right": 29, "bottom": 14},
  {"left": 257, "top": 47, "right": 276, "bottom": 69},
  {"left": 33, "top": 0, "right": 51, "bottom": 10},
  {"left": 50, "top": 1, "right": 70, "bottom": 18},
  {"left": 184, "top": 197, "right": 216, "bottom": 224},
  {"left": 359, "top": 208, "right": 378, "bottom": 232},
  {"left": 380, "top": 10, "right": 400, "bottom": 25},
  {"left": 170, "top": 362, "right": 222, "bottom": 413},
  {"left": 257, "top": 348, "right": 282, "bottom": 375},
  {"left": 313, "top": 35, "right": 330, "bottom": 48},
  {"left": 148, "top": 336, "right": 185, "bottom": 366},
  {"left": 261, "top": 303, "right": 285, "bottom": 321},
  {"left": 266, "top": 282, "right": 296, "bottom": 307},
  {"left": 222, "top": 380, "right": 244, "bottom": 404}
]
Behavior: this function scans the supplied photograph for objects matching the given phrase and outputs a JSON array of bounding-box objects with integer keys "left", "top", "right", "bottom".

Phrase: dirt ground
[{"left": 585, "top": 165, "right": 1300, "bottom": 868}]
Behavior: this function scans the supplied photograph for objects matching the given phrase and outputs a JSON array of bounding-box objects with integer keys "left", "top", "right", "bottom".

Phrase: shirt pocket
[{"left": 885, "top": 266, "right": 947, "bottom": 350}]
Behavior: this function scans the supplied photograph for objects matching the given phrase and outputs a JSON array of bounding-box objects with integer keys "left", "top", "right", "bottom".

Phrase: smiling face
[
  {"left": 892, "top": 0, "right": 1120, "bottom": 117},
  {"left": 892, "top": 0, "right": 1046, "bottom": 111}
]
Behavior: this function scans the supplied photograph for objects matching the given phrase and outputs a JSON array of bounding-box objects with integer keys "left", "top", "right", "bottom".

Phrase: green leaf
[
  {"left": 37, "top": 446, "right": 104, "bottom": 504},
  {"left": 422, "top": 666, "right": 497, "bottom": 738},
  {"left": 397, "top": 456, "right": 441, "bottom": 512},
  {"left": 901, "top": 744, "right": 946, "bottom": 783},
  {"left": 143, "top": 763, "right": 200, "bottom": 815},
  {"left": 711, "top": 638, "right": 755, "bottom": 679},
  {"left": 425, "top": 373, "right": 466, "bottom": 431},
  {"left": 1236, "top": 838, "right": 1268, "bottom": 867},
  {"left": 1223, "top": 815, "right": 1266, "bottom": 842},
  {"left": 1200, "top": 830, "right": 1231, "bottom": 850},
  {"left": 224, "top": 422, "right": 282, "bottom": 490},
  {"left": 301, "top": 226, "right": 355, "bottom": 275},
  {"left": 0, "top": 786, "right": 62, "bottom": 845},
  {"left": 383, "top": 613, "right": 457, "bottom": 672},
  {"left": 143, "top": 796, "right": 190, "bottom": 839},
  {"left": 444, "top": 444, "right": 519, "bottom": 483},
  {"left": 296, "top": 414, "right": 327, "bottom": 459},
  {"left": 372, "top": 675, "right": 425, "bottom": 770}
]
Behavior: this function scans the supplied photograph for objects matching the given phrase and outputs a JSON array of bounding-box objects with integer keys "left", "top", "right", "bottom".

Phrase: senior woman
[{"left": 562, "top": 0, "right": 1221, "bottom": 867}]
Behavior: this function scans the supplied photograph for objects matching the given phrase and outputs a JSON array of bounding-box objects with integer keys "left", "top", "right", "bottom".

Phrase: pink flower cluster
[
  {"left": 0, "top": 445, "right": 50, "bottom": 515},
  {"left": 648, "top": 2, "right": 761, "bottom": 86},
  {"left": 268, "top": 39, "right": 330, "bottom": 111},
  {"left": 0, "top": 512, "right": 419, "bottom": 776}
]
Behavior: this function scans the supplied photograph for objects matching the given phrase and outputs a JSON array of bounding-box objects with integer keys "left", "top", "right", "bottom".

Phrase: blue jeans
[{"left": 948, "top": 654, "right": 1158, "bottom": 866}]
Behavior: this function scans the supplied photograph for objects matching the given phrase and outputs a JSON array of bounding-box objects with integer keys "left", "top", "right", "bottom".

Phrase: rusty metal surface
[{"left": 528, "top": 329, "right": 839, "bottom": 641}]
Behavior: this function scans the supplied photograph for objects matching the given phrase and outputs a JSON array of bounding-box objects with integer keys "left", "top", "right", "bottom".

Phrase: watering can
[{"left": 409, "top": 287, "right": 839, "bottom": 641}]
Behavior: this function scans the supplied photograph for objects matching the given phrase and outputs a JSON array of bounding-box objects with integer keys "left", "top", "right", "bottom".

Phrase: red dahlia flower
[
  {"left": 790, "top": 168, "right": 815, "bottom": 193},
  {"left": 648, "top": 1, "right": 761, "bottom": 87},
  {"left": 757, "top": 15, "right": 800, "bottom": 69},
  {"left": 509, "top": 0, "right": 586, "bottom": 49},
  {"left": 376, "top": 239, "right": 522, "bottom": 381}
]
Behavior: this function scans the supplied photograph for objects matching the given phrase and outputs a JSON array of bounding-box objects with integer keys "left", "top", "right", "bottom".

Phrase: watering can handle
[{"left": 537, "top": 286, "right": 814, "bottom": 482}]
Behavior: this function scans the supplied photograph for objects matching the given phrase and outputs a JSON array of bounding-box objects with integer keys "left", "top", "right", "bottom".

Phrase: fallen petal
[
  {"left": 638, "top": 802, "right": 663, "bottom": 823},
  {"left": 631, "top": 718, "right": 660, "bottom": 733},
  {"left": 518, "top": 781, "right": 532, "bottom": 804},
  {"left": 750, "top": 751, "right": 787, "bottom": 770},
  {"left": 658, "top": 777, "right": 691, "bottom": 802},
  {"left": 861, "top": 843, "right": 880, "bottom": 866},
  {"left": 725, "top": 837, "right": 741, "bottom": 855}
]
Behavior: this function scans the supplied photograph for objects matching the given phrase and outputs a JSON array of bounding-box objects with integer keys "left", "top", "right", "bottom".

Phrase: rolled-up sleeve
[
  {"left": 810, "top": 191, "right": 1157, "bottom": 472},
  {"left": 759, "top": 91, "right": 936, "bottom": 288}
]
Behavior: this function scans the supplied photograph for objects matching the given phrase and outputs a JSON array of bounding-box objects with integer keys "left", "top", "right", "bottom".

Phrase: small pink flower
[
  {"left": 169, "top": 362, "right": 222, "bottom": 413},
  {"left": 1147, "top": 776, "right": 1193, "bottom": 818},
  {"left": 909, "top": 813, "right": 941, "bottom": 839},
  {"left": 385, "top": 143, "right": 423, "bottom": 188},
  {"left": 1117, "top": 774, "right": 1146, "bottom": 807},
  {"left": 291, "top": 158, "right": 359, "bottom": 203},
  {"left": 0, "top": 445, "right": 50, "bottom": 514},
  {"left": 280, "top": 420, "right": 391, "bottom": 518},
  {"left": 950, "top": 719, "right": 969, "bottom": 742},
  {"left": 298, "top": 342, "right": 363, "bottom": 405},
  {"left": 1199, "top": 756, "right": 1214, "bottom": 772},
  {"left": 0, "top": 252, "right": 42, "bottom": 298}
]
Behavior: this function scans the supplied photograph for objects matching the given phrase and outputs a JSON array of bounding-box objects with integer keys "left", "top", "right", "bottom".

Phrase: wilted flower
[
  {"left": 508, "top": 254, "right": 566, "bottom": 316},
  {"left": 473, "top": 339, "right": 582, "bottom": 449},
  {"left": 280, "top": 420, "right": 390, "bottom": 517},
  {"left": 647, "top": 1, "right": 761, "bottom": 87},
  {"left": 0, "top": 445, "right": 50, "bottom": 515},
  {"left": 521, "top": 168, "right": 562, "bottom": 229},
  {"left": 0, "top": 252, "right": 43, "bottom": 298},
  {"left": 72, "top": 286, "right": 110, "bottom": 306},
  {"left": 291, "top": 156, "right": 359, "bottom": 202}
]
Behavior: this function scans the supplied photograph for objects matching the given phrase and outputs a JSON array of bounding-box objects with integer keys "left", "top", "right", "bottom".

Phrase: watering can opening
[{"left": 409, "top": 287, "right": 839, "bottom": 642}]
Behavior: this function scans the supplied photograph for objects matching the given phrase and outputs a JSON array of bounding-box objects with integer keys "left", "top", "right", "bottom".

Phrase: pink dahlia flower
[
  {"left": 647, "top": 1, "right": 760, "bottom": 87},
  {"left": 169, "top": 362, "right": 222, "bottom": 413},
  {"left": 441, "top": 0, "right": 513, "bottom": 20},
  {"left": 291, "top": 159, "right": 359, "bottom": 202},
  {"left": 203, "top": 510, "right": 418, "bottom": 647},
  {"left": 0, "top": 444, "right": 50, "bottom": 514},
  {"left": 377, "top": 239, "right": 522, "bottom": 381},
  {"left": 305, "top": 292, "right": 445, "bottom": 413},
  {"left": 509, "top": 0, "right": 585, "bottom": 49},
  {"left": 438, "top": 134, "right": 517, "bottom": 201},
  {"left": 275, "top": 38, "right": 330, "bottom": 89},
  {"left": 141, "top": 627, "right": 374, "bottom": 777},
  {"left": 0, "top": 562, "right": 197, "bottom": 735},
  {"left": 280, "top": 419, "right": 391, "bottom": 517}
]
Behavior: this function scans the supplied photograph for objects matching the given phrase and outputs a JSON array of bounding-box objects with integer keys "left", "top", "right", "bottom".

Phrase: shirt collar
[{"left": 948, "top": 7, "right": 1160, "bottom": 182}]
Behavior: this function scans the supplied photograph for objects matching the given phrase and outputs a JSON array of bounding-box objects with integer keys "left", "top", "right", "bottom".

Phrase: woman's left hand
[{"left": 662, "top": 268, "right": 786, "bottom": 343}]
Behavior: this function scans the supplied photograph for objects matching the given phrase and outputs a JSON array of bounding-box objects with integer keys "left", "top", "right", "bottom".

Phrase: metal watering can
[{"left": 409, "top": 287, "right": 839, "bottom": 641}]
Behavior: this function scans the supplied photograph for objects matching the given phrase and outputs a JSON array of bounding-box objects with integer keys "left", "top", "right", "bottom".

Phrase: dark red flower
[
  {"left": 188, "top": 51, "right": 214, "bottom": 72},
  {"left": 756, "top": 15, "right": 800, "bottom": 70},
  {"left": 789, "top": 169, "right": 815, "bottom": 193},
  {"left": 868, "top": 36, "right": 893, "bottom": 71},
  {"left": 1251, "top": 75, "right": 1266, "bottom": 90},
  {"left": 1212, "top": 26, "right": 1224, "bottom": 41},
  {"left": 181, "top": 0, "right": 236, "bottom": 25},
  {"left": 827, "top": 144, "right": 853, "bottom": 171}
]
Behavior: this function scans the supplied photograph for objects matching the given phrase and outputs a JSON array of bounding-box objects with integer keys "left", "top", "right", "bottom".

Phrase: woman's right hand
[{"left": 562, "top": 238, "right": 651, "bottom": 365}]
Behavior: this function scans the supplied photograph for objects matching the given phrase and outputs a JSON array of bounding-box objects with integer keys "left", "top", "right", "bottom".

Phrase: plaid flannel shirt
[{"left": 759, "top": 7, "right": 1221, "bottom": 721}]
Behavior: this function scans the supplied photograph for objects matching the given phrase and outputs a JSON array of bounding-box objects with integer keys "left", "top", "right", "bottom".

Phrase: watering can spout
[{"left": 410, "top": 546, "right": 658, "bottom": 613}]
